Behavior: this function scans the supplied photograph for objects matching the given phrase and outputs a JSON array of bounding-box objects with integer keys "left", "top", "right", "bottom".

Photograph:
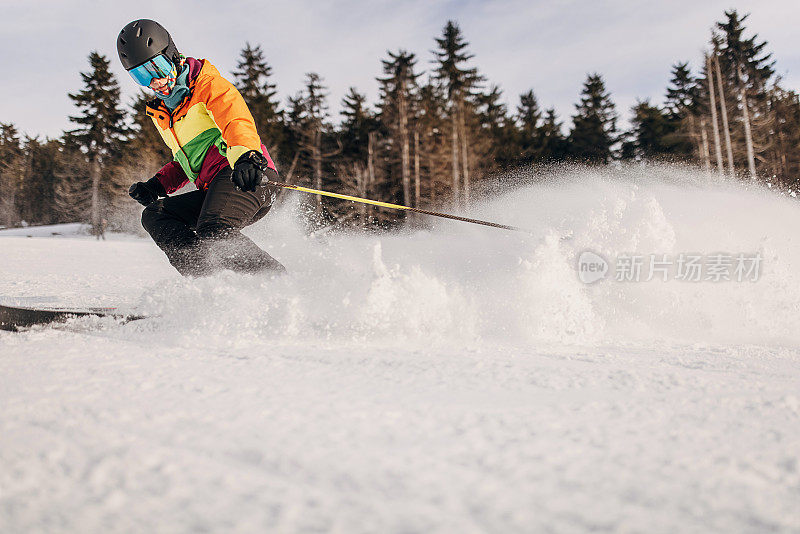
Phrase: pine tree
[
  {"left": 378, "top": 49, "right": 420, "bottom": 208},
  {"left": 278, "top": 94, "right": 305, "bottom": 184},
  {"left": 66, "top": 51, "right": 128, "bottom": 234},
  {"left": 335, "top": 88, "right": 381, "bottom": 225},
  {"left": 711, "top": 35, "right": 736, "bottom": 176},
  {"left": 621, "top": 100, "right": 673, "bottom": 160},
  {"left": 695, "top": 51, "right": 725, "bottom": 175},
  {"left": 288, "top": 73, "right": 336, "bottom": 214},
  {"left": 415, "top": 80, "right": 448, "bottom": 204},
  {"left": 433, "top": 21, "right": 481, "bottom": 101},
  {"left": 477, "top": 85, "right": 509, "bottom": 130},
  {"left": 19, "top": 137, "right": 62, "bottom": 225},
  {"left": 716, "top": 11, "right": 774, "bottom": 93},
  {"left": 433, "top": 20, "right": 484, "bottom": 204},
  {"left": 475, "top": 85, "right": 516, "bottom": 169},
  {"left": 689, "top": 59, "right": 714, "bottom": 171},
  {"left": 764, "top": 84, "right": 800, "bottom": 191},
  {"left": 665, "top": 62, "right": 698, "bottom": 120},
  {"left": 340, "top": 87, "right": 377, "bottom": 163},
  {"left": 569, "top": 73, "right": 617, "bottom": 163},
  {"left": 0, "top": 123, "right": 23, "bottom": 226},
  {"left": 128, "top": 91, "right": 172, "bottom": 164},
  {"left": 232, "top": 42, "right": 283, "bottom": 158},
  {"left": 516, "top": 89, "right": 543, "bottom": 164},
  {"left": 538, "top": 108, "right": 567, "bottom": 161},
  {"left": 55, "top": 136, "right": 92, "bottom": 224},
  {"left": 716, "top": 10, "right": 776, "bottom": 179},
  {"left": 517, "top": 90, "right": 542, "bottom": 135},
  {"left": 662, "top": 62, "right": 699, "bottom": 159}
]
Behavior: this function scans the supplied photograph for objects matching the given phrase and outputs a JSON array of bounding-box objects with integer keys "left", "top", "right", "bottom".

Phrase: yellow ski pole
[{"left": 264, "top": 180, "right": 533, "bottom": 235}]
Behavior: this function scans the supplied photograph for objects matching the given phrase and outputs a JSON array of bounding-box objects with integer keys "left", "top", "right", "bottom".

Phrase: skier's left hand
[{"left": 231, "top": 151, "right": 269, "bottom": 192}]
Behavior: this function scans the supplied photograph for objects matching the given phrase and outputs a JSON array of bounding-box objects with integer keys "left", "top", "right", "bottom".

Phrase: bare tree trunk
[
  {"left": 356, "top": 164, "right": 367, "bottom": 225},
  {"left": 700, "top": 118, "right": 711, "bottom": 172},
  {"left": 313, "top": 129, "right": 322, "bottom": 213},
  {"left": 706, "top": 55, "right": 725, "bottom": 177},
  {"left": 367, "top": 131, "right": 376, "bottom": 222},
  {"left": 737, "top": 65, "right": 757, "bottom": 181},
  {"left": 284, "top": 150, "right": 300, "bottom": 184},
  {"left": 714, "top": 53, "right": 735, "bottom": 176},
  {"left": 0, "top": 152, "right": 20, "bottom": 226},
  {"left": 413, "top": 129, "right": 420, "bottom": 208},
  {"left": 90, "top": 155, "right": 101, "bottom": 235},
  {"left": 777, "top": 131, "right": 787, "bottom": 181},
  {"left": 427, "top": 148, "right": 436, "bottom": 204},
  {"left": 450, "top": 110, "right": 460, "bottom": 206},
  {"left": 399, "top": 87, "right": 411, "bottom": 209},
  {"left": 459, "top": 106, "right": 470, "bottom": 207},
  {"left": 0, "top": 178, "right": 16, "bottom": 226}
]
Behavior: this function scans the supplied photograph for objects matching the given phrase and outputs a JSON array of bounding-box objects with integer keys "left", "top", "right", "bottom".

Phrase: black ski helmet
[{"left": 117, "top": 19, "right": 180, "bottom": 70}]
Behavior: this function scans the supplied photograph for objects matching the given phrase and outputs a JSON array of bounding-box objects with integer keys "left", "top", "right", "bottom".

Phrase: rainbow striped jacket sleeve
[{"left": 195, "top": 66, "right": 262, "bottom": 168}]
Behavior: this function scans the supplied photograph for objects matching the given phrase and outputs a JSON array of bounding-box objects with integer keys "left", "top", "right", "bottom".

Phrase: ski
[{"left": 0, "top": 303, "right": 147, "bottom": 331}]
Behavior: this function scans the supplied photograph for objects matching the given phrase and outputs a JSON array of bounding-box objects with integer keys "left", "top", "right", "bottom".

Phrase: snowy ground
[{"left": 1, "top": 165, "right": 799, "bottom": 533}]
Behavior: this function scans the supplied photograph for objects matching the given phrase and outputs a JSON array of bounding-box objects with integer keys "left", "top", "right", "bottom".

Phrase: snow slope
[{"left": 1, "top": 164, "right": 799, "bottom": 533}]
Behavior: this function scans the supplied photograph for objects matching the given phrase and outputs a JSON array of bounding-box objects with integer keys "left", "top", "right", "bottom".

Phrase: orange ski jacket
[{"left": 145, "top": 57, "right": 277, "bottom": 193}]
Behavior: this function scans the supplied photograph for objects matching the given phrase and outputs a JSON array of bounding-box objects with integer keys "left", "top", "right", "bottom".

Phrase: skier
[{"left": 117, "top": 19, "right": 285, "bottom": 276}]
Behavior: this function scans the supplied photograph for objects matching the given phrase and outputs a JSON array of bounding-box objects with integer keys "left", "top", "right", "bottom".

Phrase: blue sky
[{"left": 1, "top": 0, "right": 798, "bottom": 138}]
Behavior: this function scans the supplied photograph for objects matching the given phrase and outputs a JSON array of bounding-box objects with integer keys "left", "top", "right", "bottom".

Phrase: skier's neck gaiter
[{"left": 159, "top": 64, "right": 190, "bottom": 111}]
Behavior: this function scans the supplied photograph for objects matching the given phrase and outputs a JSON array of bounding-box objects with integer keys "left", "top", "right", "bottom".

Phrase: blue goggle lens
[{"left": 128, "top": 55, "right": 174, "bottom": 87}]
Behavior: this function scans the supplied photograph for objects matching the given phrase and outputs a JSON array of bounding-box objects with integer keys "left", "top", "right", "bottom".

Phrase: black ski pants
[{"left": 141, "top": 168, "right": 285, "bottom": 277}]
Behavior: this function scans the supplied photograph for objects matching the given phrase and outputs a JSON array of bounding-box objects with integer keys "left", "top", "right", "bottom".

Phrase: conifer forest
[{"left": 1, "top": 10, "right": 797, "bottom": 234}]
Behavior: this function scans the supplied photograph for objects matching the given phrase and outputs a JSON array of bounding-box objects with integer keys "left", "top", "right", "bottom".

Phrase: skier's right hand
[
  {"left": 129, "top": 176, "right": 167, "bottom": 206},
  {"left": 231, "top": 150, "right": 269, "bottom": 192}
]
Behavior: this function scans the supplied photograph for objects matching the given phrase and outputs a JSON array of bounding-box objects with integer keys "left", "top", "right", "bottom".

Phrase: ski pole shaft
[{"left": 263, "top": 180, "right": 532, "bottom": 235}]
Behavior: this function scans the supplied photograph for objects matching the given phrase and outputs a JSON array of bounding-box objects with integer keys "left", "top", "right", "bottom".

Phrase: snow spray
[{"left": 136, "top": 163, "right": 800, "bottom": 349}]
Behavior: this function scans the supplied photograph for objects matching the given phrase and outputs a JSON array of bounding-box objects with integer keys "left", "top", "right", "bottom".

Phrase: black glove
[
  {"left": 128, "top": 176, "right": 167, "bottom": 206},
  {"left": 231, "top": 150, "right": 270, "bottom": 192}
]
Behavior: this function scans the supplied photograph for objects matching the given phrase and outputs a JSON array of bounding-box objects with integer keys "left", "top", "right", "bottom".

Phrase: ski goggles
[{"left": 127, "top": 54, "right": 176, "bottom": 87}]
